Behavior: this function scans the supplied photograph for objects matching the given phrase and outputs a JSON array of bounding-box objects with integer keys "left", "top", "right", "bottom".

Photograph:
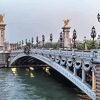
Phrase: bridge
[{"left": 9, "top": 48, "right": 100, "bottom": 100}]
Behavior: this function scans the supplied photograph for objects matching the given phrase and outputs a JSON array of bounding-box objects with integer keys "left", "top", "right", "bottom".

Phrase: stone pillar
[
  {"left": 0, "top": 16, "right": 6, "bottom": 51},
  {"left": 62, "top": 27, "right": 71, "bottom": 49},
  {"left": 92, "top": 67, "right": 96, "bottom": 92}
]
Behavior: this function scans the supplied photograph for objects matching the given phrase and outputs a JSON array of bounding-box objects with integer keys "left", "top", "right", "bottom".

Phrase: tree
[
  {"left": 44, "top": 42, "right": 60, "bottom": 49},
  {"left": 86, "top": 40, "right": 97, "bottom": 50},
  {"left": 77, "top": 40, "right": 97, "bottom": 50},
  {"left": 77, "top": 43, "right": 84, "bottom": 50}
]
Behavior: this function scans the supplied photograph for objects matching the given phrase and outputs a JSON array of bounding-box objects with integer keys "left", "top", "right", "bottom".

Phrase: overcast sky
[{"left": 0, "top": 0, "right": 100, "bottom": 43}]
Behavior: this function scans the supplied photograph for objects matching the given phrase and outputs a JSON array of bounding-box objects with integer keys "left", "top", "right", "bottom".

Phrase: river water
[{"left": 0, "top": 68, "right": 91, "bottom": 100}]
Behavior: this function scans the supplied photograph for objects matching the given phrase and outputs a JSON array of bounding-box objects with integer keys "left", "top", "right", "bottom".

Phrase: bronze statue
[
  {"left": 63, "top": 19, "right": 70, "bottom": 27},
  {"left": 0, "top": 15, "right": 4, "bottom": 23}
]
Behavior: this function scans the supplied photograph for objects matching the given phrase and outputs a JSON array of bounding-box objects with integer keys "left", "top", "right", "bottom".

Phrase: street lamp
[
  {"left": 84, "top": 36, "right": 87, "bottom": 50},
  {"left": 22, "top": 40, "right": 24, "bottom": 48},
  {"left": 60, "top": 32, "right": 63, "bottom": 48},
  {"left": 31, "top": 37, "right": 34, "bottom": 48},
  {"left": 97, "top": 13, "right": 100, "bottom": 22},
  {"left": 25, "top": 39, "right": 27, "bottom": 45},
  {"left": 50, "top": 33, "right": 53, "bottom": 48},
  {"left": 19, "top": 41, "right": 21, "bottom": 49},
  {"left": 42, "top": 35, "right": 45, "bottom": 47},
  {"left": 36, "top": 36, "right": 39, "bottom": 48},
  {"left": 72, "top": 29, "right": 77, "bottom": 49},
  {"left": 28, "top": 39, "right": 31, "bottom": 48},
  {"left": 91, "top": 26, "right": 96, "bottom": 49}
]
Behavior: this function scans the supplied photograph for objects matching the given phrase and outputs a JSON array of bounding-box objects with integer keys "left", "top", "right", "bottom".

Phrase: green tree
[
  {"left": 86, "top": 40, "right": 97, "bottom": 50},
  {"left": 77, "top": 40, "right": 97, "bottom": 50},
  {"left": 44, "top": 42, "right": 60, "bottom": 49},
  {"left": 77, "top": 43, "right": 84, "bottom": 50}
]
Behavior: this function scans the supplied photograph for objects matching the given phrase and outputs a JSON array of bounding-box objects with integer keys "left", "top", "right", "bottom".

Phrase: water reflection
[
  {"left": 30, "top": 72, "right": 35, "bottom": 78},
  {"left": 0, "top": 67, "right": 92, "bottom": 100},
  {"left": 43, "top": 67, "right": 51, "bottom": 75},
  {"left": 29, "top": 67, "right": 34, "bottom": 71},
  {"left": 11, "top": 68, "right": 17, "bottom": 76}
]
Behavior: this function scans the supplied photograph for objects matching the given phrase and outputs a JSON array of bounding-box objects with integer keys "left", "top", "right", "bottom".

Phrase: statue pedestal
[
  {"left": 0, "top": 23, "right": 6, "bottom": 51},
  {"left": 62, "top": 26, "right": 71, "bottom": 49}
]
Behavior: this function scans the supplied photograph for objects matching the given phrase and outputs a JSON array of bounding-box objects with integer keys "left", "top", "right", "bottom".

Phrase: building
[{"left": 9, "top": 43, "right": 17, "bottom": 51}]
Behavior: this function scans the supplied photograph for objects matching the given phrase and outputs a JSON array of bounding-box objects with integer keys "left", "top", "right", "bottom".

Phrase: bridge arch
[
  {"left": 10, "top": 54, "right": 46, "bottom": 66},
  {"left": 10, "top": 53, "right": 96, "bottom": 100}
]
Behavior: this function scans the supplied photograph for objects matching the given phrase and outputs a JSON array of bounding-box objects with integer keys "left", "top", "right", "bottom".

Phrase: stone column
[
  {"left": 62, "top": 26, "right": 71, "bottom": 49},
  {"left": 92, "top": 66, "right": 96, "bottom": 92},
  {"left": 0, "top": 22, "right": 6, "bottom": 51}
]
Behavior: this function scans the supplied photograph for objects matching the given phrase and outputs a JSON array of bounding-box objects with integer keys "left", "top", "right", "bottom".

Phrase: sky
[{"left": 0, "top": 0, "right": 100, "bottom": 43}]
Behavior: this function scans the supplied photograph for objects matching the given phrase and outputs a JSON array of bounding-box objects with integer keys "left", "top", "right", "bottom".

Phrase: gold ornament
[
  {"left": 63, "top": 19, "right": 70, "bottom": 27},
  {"left": 0, "top": 15, "right": 4, "bottom": 23}
]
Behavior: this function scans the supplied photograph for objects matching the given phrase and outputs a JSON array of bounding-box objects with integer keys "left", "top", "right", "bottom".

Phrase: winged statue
[
  {"left": 0, "top": 15, "right": 4, "bottom": 23},
  {"left": 63, "top": 19, "right": 70, "bottom": 27}
]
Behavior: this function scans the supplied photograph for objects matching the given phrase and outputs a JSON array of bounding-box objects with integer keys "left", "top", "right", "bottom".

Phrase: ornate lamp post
[
  {"left": 22, "top": 40, "right": 24, "bottom": 49},
  {"left": 84, "top": 36, "right": 87, "bottom": 50},
  {"left": 28, "top": 39, "right": 31, "bottom": 48},
  {"left": 60, "top": 32, "right": 63, "bottom": 48},
  {"left": 42, "top": 35, "right": 45, "bottom": 47},
  {"left": 36, "top": 36, "right": 39, "bottom": 48},
  {"left": 31, "top": 37, "right": 34, "bottom": 48},
  {"left": 25, "top": 39, "right": 27, "bottom": 45},
  {"left": 50, "top": 33, "right": 53, "bottom": 48},
  {"left": 97, "top": 13, "right": 100, "bottom": 22},
  {"left": 19, "top": 41, "right": 21, "bottom": 49},
  {"left": 72, "top": 29, "right": 77, "bottom": 49},
  {"left": 91, "top": 26, "right": 96, "bottom": 49}
]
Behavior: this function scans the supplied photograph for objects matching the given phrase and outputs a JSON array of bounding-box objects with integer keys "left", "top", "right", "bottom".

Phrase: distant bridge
[{"left": 10, "top": 48, "right": 100, "bottom": 100}]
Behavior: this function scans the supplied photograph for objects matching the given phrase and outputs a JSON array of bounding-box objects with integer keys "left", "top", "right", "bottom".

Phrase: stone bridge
[{"left": 9, "top": 49, "right": 100, "bottom": 100}]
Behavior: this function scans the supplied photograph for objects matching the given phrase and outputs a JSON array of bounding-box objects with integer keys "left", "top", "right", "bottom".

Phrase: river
[{"left": 0, "top": 67, "right": 91, "bottom": 100}]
